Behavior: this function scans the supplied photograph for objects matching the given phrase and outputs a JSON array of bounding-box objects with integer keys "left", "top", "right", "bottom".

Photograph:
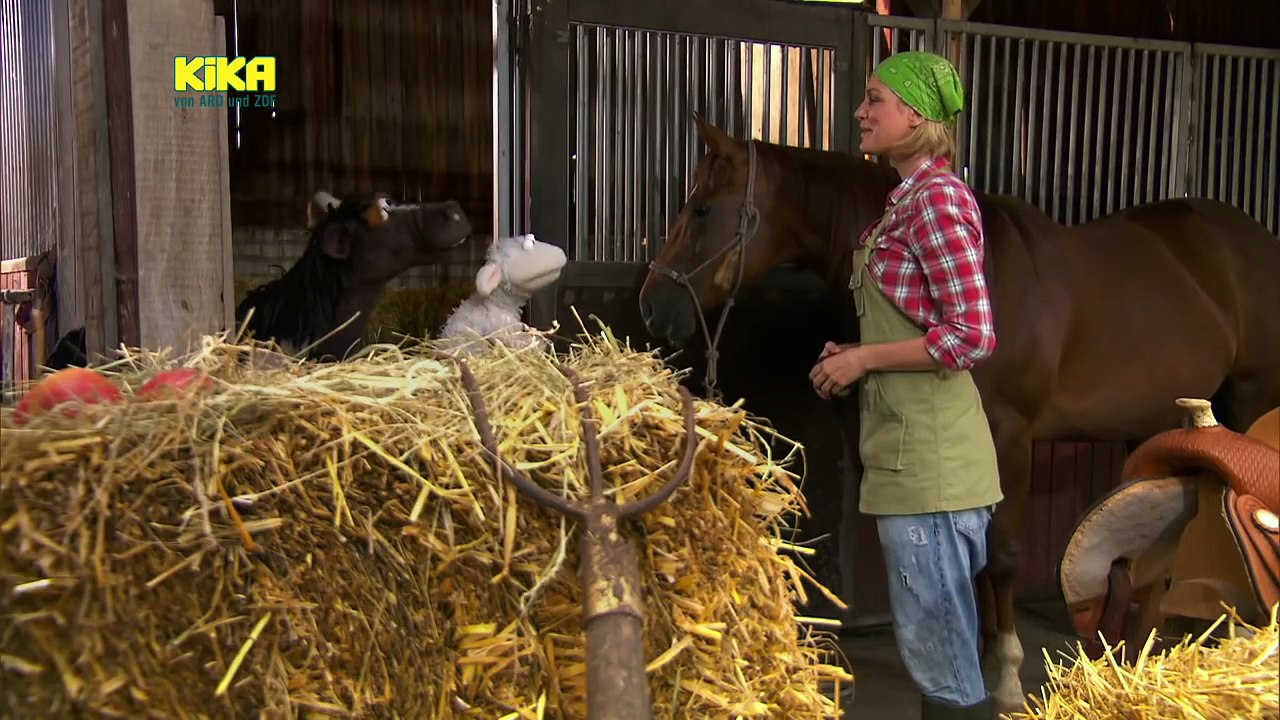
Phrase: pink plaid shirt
[{"left": 858, "top": 157, "right": 996, "bottom": 370}]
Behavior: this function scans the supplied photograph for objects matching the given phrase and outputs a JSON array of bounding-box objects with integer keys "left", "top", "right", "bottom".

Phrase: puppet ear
[
  {"left": 308, "top": 191, "right": 341, "bottom": 227},
  {"left": 475, "top": 262, "right": 503, "bottom": 296}
]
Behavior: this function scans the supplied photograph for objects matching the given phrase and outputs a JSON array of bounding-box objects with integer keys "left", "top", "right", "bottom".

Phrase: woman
[{"left": 809, "top": 51, "right": 1002, "bottom": 720}]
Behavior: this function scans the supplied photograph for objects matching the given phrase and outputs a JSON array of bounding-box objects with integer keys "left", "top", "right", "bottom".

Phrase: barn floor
[{"left": 835, "top": 599, "right": 1079, "bottom": 718}]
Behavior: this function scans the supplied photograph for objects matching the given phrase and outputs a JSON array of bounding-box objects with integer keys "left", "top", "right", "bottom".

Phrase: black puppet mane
[{"left": 235, "top": 199, "right": 372, "bottom": 350}]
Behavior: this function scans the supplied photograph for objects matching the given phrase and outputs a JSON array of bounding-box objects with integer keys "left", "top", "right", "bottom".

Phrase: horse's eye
[{"left": 692, "top": 204, "right": 710, "bottom": 218}]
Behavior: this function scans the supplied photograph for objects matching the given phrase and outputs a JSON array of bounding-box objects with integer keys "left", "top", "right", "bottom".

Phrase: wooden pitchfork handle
[{"left": 456, "top": 360, "right": 699, "bottom": 720}]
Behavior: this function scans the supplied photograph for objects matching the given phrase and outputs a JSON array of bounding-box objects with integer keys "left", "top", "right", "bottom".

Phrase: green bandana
[{"left": 873, "top": 51, "right": 965, "bottom": 123}]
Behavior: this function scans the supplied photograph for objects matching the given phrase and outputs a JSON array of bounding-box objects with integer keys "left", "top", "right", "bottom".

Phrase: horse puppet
[
  {"left": 236, "top": 191, "right": 474, "bottom": 361},
  {"left": 637, "top": 114, "right": 1280, "bottom": 712}
]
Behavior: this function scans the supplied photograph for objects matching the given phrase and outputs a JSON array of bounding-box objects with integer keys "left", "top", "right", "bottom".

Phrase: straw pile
[
  {"left": 1008, "top": 608, "right": 1279, "bottom": 720},
  {"left": 0, "top": 324, "right": 851, "bottom": 718}
]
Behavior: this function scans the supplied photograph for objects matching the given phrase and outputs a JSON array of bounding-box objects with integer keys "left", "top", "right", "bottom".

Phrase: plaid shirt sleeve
[{"left": 905, "top": 181, "right": 996, "bottom": 370}]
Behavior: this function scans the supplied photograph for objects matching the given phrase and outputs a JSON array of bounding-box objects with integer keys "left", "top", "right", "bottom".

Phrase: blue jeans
[{"left": 877, "top": 506, "right": 992, "bottom": 707}]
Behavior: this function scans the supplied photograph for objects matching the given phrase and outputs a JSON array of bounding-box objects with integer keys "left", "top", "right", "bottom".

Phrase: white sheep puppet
[{"left": 438, "top": 233, "right": 567, "bottom": 353}]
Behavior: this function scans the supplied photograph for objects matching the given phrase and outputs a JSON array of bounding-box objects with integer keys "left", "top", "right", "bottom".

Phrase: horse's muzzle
[{"left": 638, "top": 277, "right": 697, "bottom": 346}]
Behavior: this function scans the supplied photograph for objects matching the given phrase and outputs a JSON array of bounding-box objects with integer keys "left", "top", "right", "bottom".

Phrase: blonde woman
[{"left": 810, "top": 51, "right": 1001, "bottom": 719}]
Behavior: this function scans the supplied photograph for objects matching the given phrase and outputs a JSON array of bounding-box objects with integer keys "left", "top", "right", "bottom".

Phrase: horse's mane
[
  {"left": 235, "top": 199, "right": 371, "bottom": 349},
  {"left": 749, "top": 141, "right": 900, "bottom": 280}
]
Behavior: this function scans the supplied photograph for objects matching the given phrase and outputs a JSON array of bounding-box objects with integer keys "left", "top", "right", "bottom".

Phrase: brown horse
[{"left": 638, "top": 114, "right": 1280, "bottom": 711}]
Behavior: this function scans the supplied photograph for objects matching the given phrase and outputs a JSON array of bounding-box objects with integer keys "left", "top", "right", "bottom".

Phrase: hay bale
[
  {"left": 233, "top": 274, "right": 476, "bottom": 345},
  {"left": 365, "top": 283, "right": 476, "bottom": 344},
  {"left": 1008, "top": 608, "right": 1279, "bottom": 720},
  {"left": 0, "top": 327, "right": 851, "bottom": 718}
]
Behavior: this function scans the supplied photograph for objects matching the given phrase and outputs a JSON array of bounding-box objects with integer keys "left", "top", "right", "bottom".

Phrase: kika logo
[{"left": 173, "top": 56, "right": 276, "bottom": 92}]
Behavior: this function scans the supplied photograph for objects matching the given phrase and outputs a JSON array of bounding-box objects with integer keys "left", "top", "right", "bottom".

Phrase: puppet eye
[{"left": 522, "top": 235, "right": 535, "bottom": 250}]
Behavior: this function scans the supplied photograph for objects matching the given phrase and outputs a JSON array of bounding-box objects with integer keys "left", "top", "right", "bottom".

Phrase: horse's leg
[
  {"left": 985, "top": 419, "right": 1034, "bottom": 714},
  {"left": 977, "top": 571, "right": 998, "bottom": 673}
]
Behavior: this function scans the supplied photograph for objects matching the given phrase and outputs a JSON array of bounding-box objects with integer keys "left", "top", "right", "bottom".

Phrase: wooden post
[
  {"left": 94, "top": 0, "right": 235, "bottom": 355},
  {"left": 101, "top": 0, "right": 141, "bottom": 350}
]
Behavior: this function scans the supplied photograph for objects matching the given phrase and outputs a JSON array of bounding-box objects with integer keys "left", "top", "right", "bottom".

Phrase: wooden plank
[
  {"left": 215, "top": 15, "right": 235, "bottom": 331},
  {"left": 53, "top": 0, "right": 83, "bottom": 336},
  {"left": 123, "top": 0, "right": 228, "bottom": 352},
  {"left": 1019, "top": 440, "right": 1052, "bottom": 594},
  {"left": 0, "top": 256, "right": 44, "bottom": 274},
  {"left": 385, "top": 0, "right": 402, "bottom": 200},
  {"left": 101, "top": 0, "right": 140, "bottom": 349},
  {"left": 67, "top": 0, "right": 112, "bottom": 356}
]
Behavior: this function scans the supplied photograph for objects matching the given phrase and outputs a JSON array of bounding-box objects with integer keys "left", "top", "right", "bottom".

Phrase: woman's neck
[{"left": 890, "top": 152, "right": 933, "bottom": 180}]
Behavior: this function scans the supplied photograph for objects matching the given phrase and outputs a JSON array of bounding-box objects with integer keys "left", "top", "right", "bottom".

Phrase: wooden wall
[{"left": 213, "top": 0, "right": 494, "bottom": 234}]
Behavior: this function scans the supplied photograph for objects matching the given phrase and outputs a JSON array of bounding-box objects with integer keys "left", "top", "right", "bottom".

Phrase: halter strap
[{"left": 648, "top": 139, "right": 761, "bottom": 398}]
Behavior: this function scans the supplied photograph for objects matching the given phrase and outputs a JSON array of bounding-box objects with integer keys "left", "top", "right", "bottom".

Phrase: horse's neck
[
  {"left": 780, "top": 154, "right": 897, "bottom": 287},
  {"left": 318, "top": 281, "right": 386, "bottom": 358}
]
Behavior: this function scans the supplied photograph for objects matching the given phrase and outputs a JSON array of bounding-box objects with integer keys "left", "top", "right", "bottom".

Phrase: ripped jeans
[{"left": 877, "top": 506, "right": 993, "bottom": 707}]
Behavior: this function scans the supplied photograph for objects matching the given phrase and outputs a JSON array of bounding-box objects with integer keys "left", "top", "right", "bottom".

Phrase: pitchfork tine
[
  {"left": 619, "top": 386, "right": 697, "bottom": 518},
  {"left": 457, "top": 359, "right": 582, "bottom": 518},
  {"left": 559, "top": 366, "right": 606, "bottom": 499}
]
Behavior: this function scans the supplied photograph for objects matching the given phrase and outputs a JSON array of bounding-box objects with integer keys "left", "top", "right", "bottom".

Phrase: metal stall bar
[
  {"left": 1189, "top": 42, "right": 1280, "bottom": 236},
  {"left": 558, "top": 0, "right": 854, "bottom": 265},
  {"left": 939, "top": 19, "right": 1191, "bottom": 225}
]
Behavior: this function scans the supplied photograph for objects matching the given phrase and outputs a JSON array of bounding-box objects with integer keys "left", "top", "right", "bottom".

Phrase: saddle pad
[{"left": 1060, "top": 476, "right": 1198, "bottom": 607}]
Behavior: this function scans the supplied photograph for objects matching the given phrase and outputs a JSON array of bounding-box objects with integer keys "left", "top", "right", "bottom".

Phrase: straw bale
[
  {"left": 0, "top": 326, "right": 851, "bottom": 718},
  {"left": 1008, "top": 608, "right": 1279, "bottom": 720}
]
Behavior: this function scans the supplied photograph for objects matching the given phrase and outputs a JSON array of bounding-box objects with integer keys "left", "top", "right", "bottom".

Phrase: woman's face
[{"left": 855, "top": 74, "right": 922, "bottom": 157}]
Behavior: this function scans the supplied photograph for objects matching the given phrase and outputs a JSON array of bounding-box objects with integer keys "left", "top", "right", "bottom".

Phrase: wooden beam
[
  {"left": 101, "top": 0, "right": 141, "bottom": 349},
  {"left": 215, "top": 15, "right": 235, "bottom": 332},
  {"left": 900, "top": 0, "right": 980, "bottom": 19},
  {"left": 123, "top": 0, "right": 229, "bottom": 352},
  {"left": 51, "top": 0, "right": 82, "bottom": 337},
  {"left": 76, "top": 0, "right": 121, "bottom": 357}
]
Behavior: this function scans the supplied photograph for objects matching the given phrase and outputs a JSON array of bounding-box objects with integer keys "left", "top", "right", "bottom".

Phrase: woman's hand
[
  {"left": 817, "top": 341, "right": 859, "bottom": 361},
  {"left": 810, "top": 345, "right": 871, "bottom": 399}
]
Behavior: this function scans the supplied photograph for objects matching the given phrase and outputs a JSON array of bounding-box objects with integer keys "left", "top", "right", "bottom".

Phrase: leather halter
[{"left": 646, "top": 139, "right": 761, "bottom": 398}]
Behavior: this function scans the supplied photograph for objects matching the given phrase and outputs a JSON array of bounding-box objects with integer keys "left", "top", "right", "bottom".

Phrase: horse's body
[
  {"left": 638, "top": 116, "right": 1280, "bottom": 711},
  {"left": 236, "top": 191, "right": 473, "bottom": 361}
]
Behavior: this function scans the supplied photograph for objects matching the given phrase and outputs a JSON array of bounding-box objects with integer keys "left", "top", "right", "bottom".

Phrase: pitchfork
[{"left": 456, "top": 360, "right": 699, "bottom": 720}]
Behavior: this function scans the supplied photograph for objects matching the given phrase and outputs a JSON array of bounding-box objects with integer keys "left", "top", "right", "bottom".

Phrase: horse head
[
  {"left": 638, "top": 114, "right": 895, "bottom": 351},
  {"left": 236, "top": 191, "right": 474, "bottom": 360},
  {"left": 638, "top": 114, "right": 782, "bottom": 347}
]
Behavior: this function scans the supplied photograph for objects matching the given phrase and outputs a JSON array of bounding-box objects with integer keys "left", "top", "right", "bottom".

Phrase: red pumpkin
[
  {"left": 13, "top": 367, "right": 124, "bottom": 426},
  {"left": 136, "top": 368, "right": 213, "bottom": 399}
]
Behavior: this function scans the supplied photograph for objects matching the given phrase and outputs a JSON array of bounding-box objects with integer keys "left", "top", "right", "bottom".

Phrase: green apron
[{"left": 849, "top": 174, "right": 1004, "bottom": 516}]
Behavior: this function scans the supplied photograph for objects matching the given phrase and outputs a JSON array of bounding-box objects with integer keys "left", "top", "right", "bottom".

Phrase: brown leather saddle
[{"left": 1059, "top": 399, "right": 1279, "bottom": 650}]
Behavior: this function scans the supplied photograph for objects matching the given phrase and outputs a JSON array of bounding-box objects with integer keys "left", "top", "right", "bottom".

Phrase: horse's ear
[
  {"left": 309, "top": 191, "right": 341, "bottom": 227},
  {"left": 693, "top": 112, "right": 738, "bottom": 157}
]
